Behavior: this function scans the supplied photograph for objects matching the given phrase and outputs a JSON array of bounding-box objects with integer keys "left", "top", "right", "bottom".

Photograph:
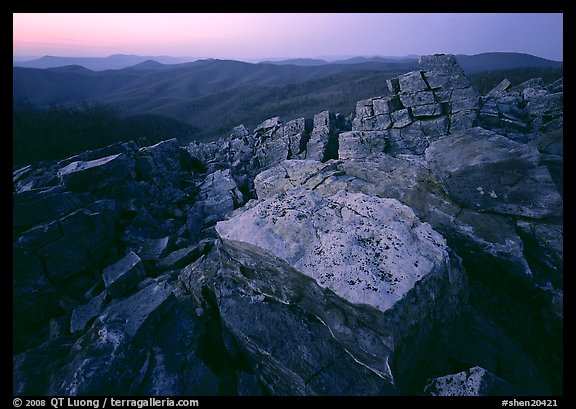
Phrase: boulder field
[{"left": 13, "top": 54, "right": 562, "bottom": 396}]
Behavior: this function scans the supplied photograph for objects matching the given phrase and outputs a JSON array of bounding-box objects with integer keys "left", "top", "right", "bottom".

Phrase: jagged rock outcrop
[
  {"left": 251, "top": 111, "right": 346, "bottom": 168},
  {"left": 186, "top": 169, "right": 245, "bottom": 234},
  {"left": 13, "top": 53, "right": 562, "bottom": 396},
  {"left": 479, "top": 77, "right": 563, "bottom": 142},
  {"left": 343, "top": 54, "right": 479, "bottom": 157}
]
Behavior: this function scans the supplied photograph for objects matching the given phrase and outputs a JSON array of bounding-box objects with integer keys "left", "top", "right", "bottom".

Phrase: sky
[{"left": 13, "top": 13, "right": 564, "bottom": 62}]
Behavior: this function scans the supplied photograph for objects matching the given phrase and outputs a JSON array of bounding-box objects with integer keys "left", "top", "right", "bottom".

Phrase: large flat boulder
[
  {"left": 217, "top": 189, "right": 451, "bottom": 313},
  {"left": 58, "top": 153, "right": 134, "bottom": 191},
  {"left": 214, "top": 186, "right": 467, "bottom": 393},
  {"left": 425, "top": 127, "right": 562, "bottom": 218}
]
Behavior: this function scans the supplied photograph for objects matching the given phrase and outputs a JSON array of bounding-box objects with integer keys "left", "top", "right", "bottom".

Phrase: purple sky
[{"left": 13, "top": 13, "right": 563, "bottom": 61}]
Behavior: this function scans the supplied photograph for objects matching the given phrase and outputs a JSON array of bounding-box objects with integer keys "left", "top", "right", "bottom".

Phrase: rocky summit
[{"left": 13, "top": 54, "right": 563, "bottom": 396}]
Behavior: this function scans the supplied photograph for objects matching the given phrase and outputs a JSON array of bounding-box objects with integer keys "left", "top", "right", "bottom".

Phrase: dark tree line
[
  {"left": 13, "top": 102, "right": 196, "bottom": 169},
  {"left": 13, "top": 67, "right": 562, "bottom": 169}
]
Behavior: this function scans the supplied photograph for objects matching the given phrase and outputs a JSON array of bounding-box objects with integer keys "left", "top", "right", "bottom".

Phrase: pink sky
[{"left": 13, "top": 13, "right": 564, "bottom": 61}]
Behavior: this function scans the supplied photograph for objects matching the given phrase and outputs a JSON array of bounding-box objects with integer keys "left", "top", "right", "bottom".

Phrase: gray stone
[
  {"left": 411, "top": 103, "right": 444, "bottom": 118},
  {"left": 195, "top": 169, "right": 244, "bottom": 225},
  {"left": 284, "top": 117, "right": 308, "bottom": 158},
  {"left": 230, "top": 124, "right": 250, "bottom": 139},
  {"left": 217, "top": 188, "right": 454, "bottom": 313},
  {"left": 422, "top": 71, "right": 451, "bottom": 90},
  {"left": 13, "top": 187, "right": 85, "bottom": 227},
  {"left": 253, "top": 117, "right": 298, "bottom": 169},
  {"left": 433, "top": 90, "right": 452, "bottom": 103},
  {"left": 16, "top": 219, "right": 61, "bottom": 250},
  {"left": 305, "top": 111, "right": 338, "bottom": 162},
  {"left": 486, "top": 79, "right": 512, "bottom": 97},
  {"left": 545, "top": 77, "right": 563, "bottom": 94},
  {"left": 254, "top": 160, "right": 346, "bottom": 200},
  {"left": 55, "top": 283, "right": 176, "bottom": 395},
  {"left": 374, "top": 114, "right": 393, "bottom": 130},
  {"left": 255, "top": 130, "right": 289, "bottom": 169},
  {"left": 526, "top": 92, "right": 563, "bottom": 118},
  {"left": 420, "top": 116, "right": 450, "bottom": 138},
  {"left": 70, "top": 291, "right": 107, "bottom": 333},
  {"left": 533, "top": 128, "right": 563, "bottom": 195},
  {"left": 451, "top": 97, "right": 480, "bottom": 113},
  {"left": 102, "top": 251, "right": 146, "bottom": 298},
  {"left": 338, "top": 131, "right": 387, "bottom": 160},
  {"left": 186, "top": 236, "right": 463, "bottom": 395},
  {"left": 511, "top": 77, "right": 545, "bottom": 93},
  {"left": 450, "top": 87, "right": 479, "bottom": 102},
  {"left": 382, "top": 128, "right": 409, "bottom": 154},
  {"left": 522, "top": 87, "right": 548, "bottom": 101},
  {"left": 516, "top": 220, "right": 563, "bottom": 286},
  {"left": 450, "top": 110, "right": 477, "bottom": 131},
  {"left": 155, "top": 240, "right": 211, "bottom": 271},
  {"left": 399, "top": 122, "right": 429, "bottom": 154},
  {"left": 58, "top": 153, "right": 134, "bottom": 191},
  {"left": 419, "top": 55, "right": 473, "bottom": 90},
  {"left": 355, "top": 100, "right": 373, "bottom": 117},
  {"left": 138, "top": 237, "right": 171, "bottom": 261},
  {"left": 57, "top": 141, "right": 138, "bottom": 168},
  {"left": 418, "top": 54, "right": 464, "bottom": 76},
  {"left": 36, "top": 206, "right": 116, "bottom": 282},
  {"left": 137, "top": 138, "right": 183, "bottom": 176},
  {"left": 372, "top": 96, "right": 403, "bottom": 114},
  {"left": 398, "top": 71, "right": 428, "bottom": 93},
  {"left": 256, "top": 156, "right": 537, "bottom": 284},
  {"left": 354, "top": 113, "right": 393, "bottom": 131},
  {"left": 386, "top": 77, "right": 400, "bottom": 94},
  {"left": 391, "top": 108, "right": 413, "bottom": 128},
  {"left": 398, "top": 90, "right": 435, "bottom": 108},
  {"left": 425, "top": 127, "right": 563, "bottom": 218},
  {"left": 136, "top": 298, "right": 220, "bottom": 396},
  {"left": 423, "top": 366, "right": 517, "bottom": 396},
  {"left": 254, "top": 116, "right": 282, "bottom": 137},
  {"left": 212, "top": 198, "right": 466, "bottom": 394},
  {"left": 215, "top": 260, "right": 396, "bottom": 395}
]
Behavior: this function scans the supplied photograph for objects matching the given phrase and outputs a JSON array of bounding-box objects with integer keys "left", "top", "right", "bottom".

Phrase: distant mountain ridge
[
  {"left": 258, "top": 56, "right": 420, "bottom": 66},
  {"left": 454, "top": 52, "right": 562, "bottom": 73},
  {"left": 13, "top": 52, "right": 562, "bottom": 143},
  {"left": 13, "top": 52, "right": 561, "bottom": 72},
  {"left": 13, "top": 54, "right": 199, "bottom": 71},
  {"left": 13, "top": 58, "right": 419, "bottom": 109}
]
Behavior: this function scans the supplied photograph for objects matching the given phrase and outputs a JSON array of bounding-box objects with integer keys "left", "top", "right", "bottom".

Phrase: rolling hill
[
  {"left": 13, "top": 52, "right": 562, "bottom": 145},
  {"left": 12, "top": 54, "right": 198, "bottom": 71},
  {"left": 13, "top": 58, "right": 418, "bottom": 141},
  {"left": 455, "top": 52, "right": 562, "bottom": 72}
]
